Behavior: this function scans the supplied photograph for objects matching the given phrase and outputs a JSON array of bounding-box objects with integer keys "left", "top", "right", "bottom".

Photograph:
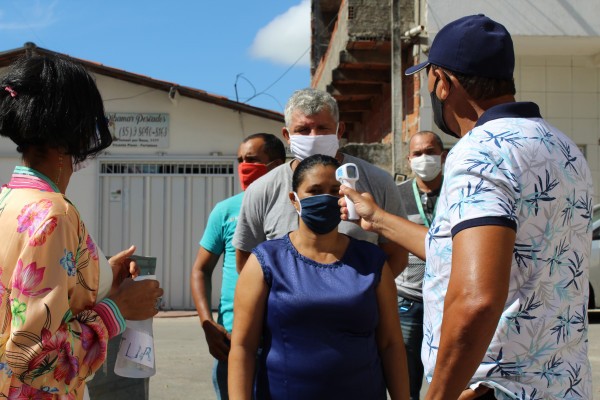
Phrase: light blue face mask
[{"left": 294, "top": 192, "right": 341, "bottom": 234}]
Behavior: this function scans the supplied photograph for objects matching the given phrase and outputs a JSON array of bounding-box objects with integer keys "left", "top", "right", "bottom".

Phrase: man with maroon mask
[{"left": 190, "top": 133, "right": 285, "bottom": 400}]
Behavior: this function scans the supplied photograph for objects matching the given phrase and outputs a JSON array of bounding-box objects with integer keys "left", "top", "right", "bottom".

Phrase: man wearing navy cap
[{"left": 341, "top": 14, "right": 593, "bottom": 399}]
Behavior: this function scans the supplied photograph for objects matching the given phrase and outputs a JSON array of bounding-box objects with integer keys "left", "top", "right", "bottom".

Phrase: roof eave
[{"left": 0, "top": 44, "right": 284, "bottom": 123}]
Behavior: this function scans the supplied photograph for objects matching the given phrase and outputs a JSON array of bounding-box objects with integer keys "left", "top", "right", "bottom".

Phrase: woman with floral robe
[{"left": 0, "top": 54, "right": 163, "bottom": 399}]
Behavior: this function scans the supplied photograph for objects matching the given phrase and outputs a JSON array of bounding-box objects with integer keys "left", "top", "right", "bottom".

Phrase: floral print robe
[{"left": 0, "top": 166, "right": 124, "bottom": 399}]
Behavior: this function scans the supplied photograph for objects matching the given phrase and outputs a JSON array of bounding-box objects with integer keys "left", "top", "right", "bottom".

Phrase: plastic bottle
[{"left": 114, "top": 270, "right": 158, "bottom": 378}]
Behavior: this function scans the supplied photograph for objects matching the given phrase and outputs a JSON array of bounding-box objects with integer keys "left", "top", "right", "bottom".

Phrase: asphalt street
[{"left": 146, "top": 311, "right": 600, "bottom": 400}]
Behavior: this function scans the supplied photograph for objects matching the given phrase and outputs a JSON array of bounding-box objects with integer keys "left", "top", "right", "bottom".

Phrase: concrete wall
[
  {"left": 345, "top": 0, "right": 416, "bottom": 39},
  {"left": 341, "top": 142, "right": 392, "bottom": 173},
  {"left": 347, "top": 0, "right": 391, "bottom": 39},
  {"left": 312, "top": 0, "right": 350, "bottom": 90}
]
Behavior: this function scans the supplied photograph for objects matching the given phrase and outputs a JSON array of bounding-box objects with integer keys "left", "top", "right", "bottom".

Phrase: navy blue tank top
[{"left": 252, "top": 233, "right": 387, "bottom": 400}]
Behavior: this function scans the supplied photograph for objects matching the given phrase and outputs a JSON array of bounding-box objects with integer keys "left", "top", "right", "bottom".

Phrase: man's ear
[
  {"left": 433, "top": 69, "right": 452, "bottom": 101},
  {"left": 282, "top": 127, "right": 291, "bottom": 143},
  {"left": 441, "top": 150, "right": 448, "bottom": 164},
  {"left": 336, "top": 121, "right": 345, "bottom": 140},
  {"left": 269, "top": 159, "right": 284, "bottom": 171}
]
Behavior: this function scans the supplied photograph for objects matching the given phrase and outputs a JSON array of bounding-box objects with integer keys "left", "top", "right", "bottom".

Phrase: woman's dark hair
[
  {"left": 0, "top": 53, "right": 112, "bottom": 162},
  {"left": 292, "top": 154, "right": 340, "bottom": 192}
]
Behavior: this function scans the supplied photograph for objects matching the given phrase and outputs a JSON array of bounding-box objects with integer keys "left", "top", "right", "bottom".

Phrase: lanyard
[{"left": 412, "top": 179, "right": 438, "bottom": 228}]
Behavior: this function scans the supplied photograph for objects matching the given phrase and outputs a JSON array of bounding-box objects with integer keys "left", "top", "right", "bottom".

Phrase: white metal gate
[{"left": 98, "top": 157, "right": 236, "bottom": 310}]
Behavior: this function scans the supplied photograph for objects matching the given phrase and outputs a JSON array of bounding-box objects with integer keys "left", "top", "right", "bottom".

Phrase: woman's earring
[{"left": 56, "top": 155, "right": 63, "bottom": 185}]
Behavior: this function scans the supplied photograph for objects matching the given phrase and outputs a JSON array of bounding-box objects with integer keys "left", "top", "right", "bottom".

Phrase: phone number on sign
[{"left": 117, "top": 126, "right": 168, "bottom": 138}]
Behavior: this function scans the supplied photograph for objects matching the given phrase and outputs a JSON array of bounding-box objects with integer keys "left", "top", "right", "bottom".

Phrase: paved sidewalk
[{"left": 150, "top": 312, "right": 215, "bottom": 400}]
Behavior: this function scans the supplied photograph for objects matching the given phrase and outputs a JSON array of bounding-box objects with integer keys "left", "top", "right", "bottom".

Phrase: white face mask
[
  {"left": 72, "top": 157, "right": 90, "bottom": 173},
  {"left": 410, "top": 154, "right": 442, "bottom": 182},
  {"left": 288, "top": 128, "right": 339, "bottom": 161}
]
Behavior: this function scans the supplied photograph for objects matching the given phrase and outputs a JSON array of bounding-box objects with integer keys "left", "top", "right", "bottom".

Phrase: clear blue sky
[{"left": 0, "top": 1, "right": 312, "bottom": 112}]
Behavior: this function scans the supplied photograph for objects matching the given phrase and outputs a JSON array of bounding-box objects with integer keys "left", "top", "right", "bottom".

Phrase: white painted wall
[
  {"left": 516, "top": 55, "right": 600, "bottom": 200},
  {"left": 96, "top": 75, "right": 284, "bottom": 157}
]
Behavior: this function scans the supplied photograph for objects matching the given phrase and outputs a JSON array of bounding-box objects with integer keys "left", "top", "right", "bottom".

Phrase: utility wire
[
  {"left": 242, "top": 45, "right": 310, "bottom": 104},
  {"left": 234, "top": 74, "right": 257, "bottom": 103},
  {"left": 235, "top": 8, "right": 340, "bottom": 109}
]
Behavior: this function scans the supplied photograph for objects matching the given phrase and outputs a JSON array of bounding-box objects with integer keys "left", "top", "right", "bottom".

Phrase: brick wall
[{"left": 360, "top": 83, "right": 392, "bottom": 143}]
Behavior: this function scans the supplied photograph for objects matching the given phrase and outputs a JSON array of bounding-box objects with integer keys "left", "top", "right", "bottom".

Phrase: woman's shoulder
[
  {"left": 10, "top": 189, "right": 77, "bottom": 216},
  {"left": 251, "top": 235, "right": 291, "bottom": 285}
]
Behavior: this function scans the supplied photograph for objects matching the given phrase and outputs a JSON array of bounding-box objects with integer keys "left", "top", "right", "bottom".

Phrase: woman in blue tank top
[{"left": 229, "top": 154, "right": 409, "bottom": 400}]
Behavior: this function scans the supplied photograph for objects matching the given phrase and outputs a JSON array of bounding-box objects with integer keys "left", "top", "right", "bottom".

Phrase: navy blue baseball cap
[{"left": 405, "top": 14, "right": 514, "bottom": 80}]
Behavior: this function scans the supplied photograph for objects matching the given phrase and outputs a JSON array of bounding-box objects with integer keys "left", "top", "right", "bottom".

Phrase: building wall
[
  {"left": 341, "top": 142, "right": 392, "bottom": 174},
  {"left": 361, "top": 83, "right": 392, "bottom": 143},
  {"left": 312, "top": 0, "right": 350, "bottom": 92},
  {"left": 403, "top": 49, "right": 423, "bottom": 145},
  {"left": 424, "top": 0, "right": 600, "bottom": 38},
  {"left": 516, "top": 55, "right": 600, "bottom": 201},
  {"left": 96, "top": 75, "right": 283, "bottom": 157},
  {"left": 346, "top": 0, "right": 391, "bottom": 39}
]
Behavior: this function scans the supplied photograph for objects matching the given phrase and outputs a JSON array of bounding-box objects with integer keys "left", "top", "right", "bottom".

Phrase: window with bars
[{"left": 100, "top": 162, "right": 234, "bottom": 175}]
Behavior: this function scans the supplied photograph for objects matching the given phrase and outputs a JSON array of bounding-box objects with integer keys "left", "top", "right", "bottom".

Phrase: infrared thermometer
[{"left": 336, "top": 163, "right": 359, "bottom": 220}]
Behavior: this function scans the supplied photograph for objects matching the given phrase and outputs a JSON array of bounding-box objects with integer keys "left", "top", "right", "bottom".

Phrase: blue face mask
[{"left": 294, "top": 193, "right": 341, "bottom": 235}]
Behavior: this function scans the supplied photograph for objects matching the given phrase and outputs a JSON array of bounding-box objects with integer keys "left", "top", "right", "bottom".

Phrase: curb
[{"left": 155, "top": 310, "right": 198, "bottom": 318}]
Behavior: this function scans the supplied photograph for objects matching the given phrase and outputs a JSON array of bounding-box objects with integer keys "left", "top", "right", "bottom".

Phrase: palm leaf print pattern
[{"left": 421, "top": 109, "right": 593, "bottom": 398}]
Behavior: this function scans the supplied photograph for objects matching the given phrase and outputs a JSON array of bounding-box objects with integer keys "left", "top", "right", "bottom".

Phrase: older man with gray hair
[{"left": 233, "top": 88, "right": 408, "bottom": 276}]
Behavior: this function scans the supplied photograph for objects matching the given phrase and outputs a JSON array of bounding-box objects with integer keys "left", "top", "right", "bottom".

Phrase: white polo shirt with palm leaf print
[{"left": 423, "top": 102, "right": 594, "bottom": 400}]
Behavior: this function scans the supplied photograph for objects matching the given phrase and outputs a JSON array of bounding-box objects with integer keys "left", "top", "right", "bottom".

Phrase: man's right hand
[
  {"left": 339, "top": 185, "right": 383, "bottom": 232},
  {"left": 202, "top": 319, "right": 231, "bottom": 361}
]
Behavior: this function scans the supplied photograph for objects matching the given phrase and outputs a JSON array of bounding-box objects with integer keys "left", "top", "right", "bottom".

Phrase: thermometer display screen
[{"left": 345, "top": 166, "right": 358, "bottom": 179}]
